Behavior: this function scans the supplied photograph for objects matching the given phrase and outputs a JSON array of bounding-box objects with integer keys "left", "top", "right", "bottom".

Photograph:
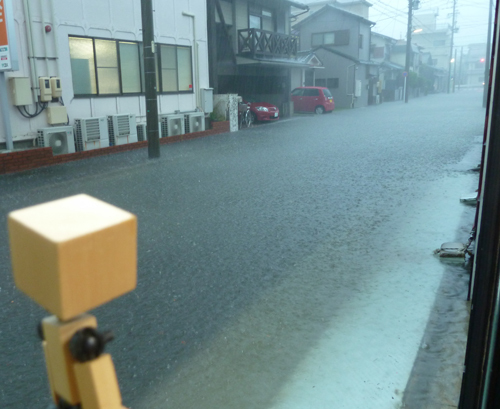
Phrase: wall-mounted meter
[
  {"left": 39, "top": 77, "right": 52, "bottom": 102},
  {"left": 355, "top": 80, "right": 362, "bottom": 98},
  {"left": 50, "top": 77, "right": 62, "bottom": 98}
]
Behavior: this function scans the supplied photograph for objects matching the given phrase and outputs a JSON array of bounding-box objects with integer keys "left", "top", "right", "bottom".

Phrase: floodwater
[{"left": 0, "top": 90, "right": 484, "bottom": 409}]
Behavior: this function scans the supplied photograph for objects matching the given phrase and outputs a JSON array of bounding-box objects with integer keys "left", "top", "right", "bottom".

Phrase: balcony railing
[{"left": 238, "top": 29, "right": 298, "bottom": 59}]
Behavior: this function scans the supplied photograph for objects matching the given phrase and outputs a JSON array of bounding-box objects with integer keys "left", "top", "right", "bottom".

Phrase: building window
[
  {"left": 315, "top": 78, "right": 339, "bottom": 89},
  {"left": 311, "top": 30, "right": 349, "bottom": 47},
  {"left": 249, "top": 4, "right": 274, "bottom": 31},
  {"left": 327, "top": 78, "right": 339, "bottom": 89},
  {"left": 69, "top": 37, "right": 97, "bottom": 95},
  {"left": 119, "top": 42, "right": 142, "bottom": 93},
  {"left": 177, "top": 46, "right": 193, "bottom": 91},
  {"left": 359, "top": 34, "right": 363, "bottom": 49},
  {"left": 159, "top": 45, "right": 193, "bottom": 92},
  {"left": 69, "top": 36, "right": 193, "bottom": 97},
  {"left": 373, "top": 46, "right": 384, "bottom": 58},
  {"left": 95, "top": 39, "right": 120, "bottom": 94},
  {"left": 160, "top": 45, "right": 178, "bottom": 92}
]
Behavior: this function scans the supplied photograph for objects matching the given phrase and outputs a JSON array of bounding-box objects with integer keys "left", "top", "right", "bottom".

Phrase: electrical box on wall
[
  {"left": 355, "top": 80, "right": 362, "bottom": 98},
  {"left": 46, "top": 106, "right": 67, "bottom": 125},
  {"left": 9, "top": 77, "right": 33, "bottom": 106},
  {"left": 201, "top": 88, "right": 214, "bottom": 113},
  {"left": 50, "top": 77, "right": 62, "bottom": 98},
  {"left": 39, "top": 77, "right": 52, "bottom": 102}
]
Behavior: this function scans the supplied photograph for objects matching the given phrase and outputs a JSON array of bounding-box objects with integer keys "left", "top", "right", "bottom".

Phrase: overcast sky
[{"left": 368, "top": 0, "right": 492, "bottom": 47}]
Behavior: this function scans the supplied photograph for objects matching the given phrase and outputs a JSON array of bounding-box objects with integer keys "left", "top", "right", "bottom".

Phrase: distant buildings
[{"left": 462, "top": 44, "right": 488, "bottom": 88}]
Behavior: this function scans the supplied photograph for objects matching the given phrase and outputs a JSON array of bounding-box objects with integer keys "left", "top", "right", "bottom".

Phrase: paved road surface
[{"left": 0, "top": 90, "right": 484, "bottom": 408}]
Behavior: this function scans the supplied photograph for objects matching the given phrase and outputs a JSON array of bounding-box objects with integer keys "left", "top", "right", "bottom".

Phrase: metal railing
[{"left": 237, "top": 28, "right": 298, "bottom": 58}]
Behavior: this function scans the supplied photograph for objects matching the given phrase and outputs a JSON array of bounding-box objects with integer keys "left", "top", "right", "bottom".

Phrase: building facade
[
  {"left": 1, "top": 0, "right": 209, "bottom": 150},
  {"left": 207, "top": 0, "right": 313, "bottom": 115},
  {"left": 370, "top": 32, "right": 403, "bottom": 102},
  {"left": 463, "top": 43, "right": 488, "bottom": 88},
  {"left": 294, "top": 4, "right": 376, "bottom": 108}
]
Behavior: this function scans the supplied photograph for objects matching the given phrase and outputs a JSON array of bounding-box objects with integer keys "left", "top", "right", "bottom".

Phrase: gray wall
[
  {"left": 297, "top": 7, "right": 371, "bottom": 61},
  {"left": 314, "top": 49, "right": 370, "bottom": 109},
  {"left": 296, "top": 7, "right": 373, "bottom": 108}
]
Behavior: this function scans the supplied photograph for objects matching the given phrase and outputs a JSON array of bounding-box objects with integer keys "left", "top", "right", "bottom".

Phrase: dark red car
[
  {"left": 291, "top": 86, "right": 335, "bottom": 114},
  {"left": 245, "top": 100, "right": 280, "bottom": 122}
]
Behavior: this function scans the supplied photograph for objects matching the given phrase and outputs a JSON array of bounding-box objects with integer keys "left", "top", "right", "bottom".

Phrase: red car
[
  {"left": 245, "top": 100, "right": 280, "bottom": 122},
  {"left": 291, "top": 86, "right": 335, "bottom": 114}
]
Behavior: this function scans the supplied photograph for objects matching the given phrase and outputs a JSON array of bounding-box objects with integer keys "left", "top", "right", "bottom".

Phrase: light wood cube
[{"left": 8, "top": 194, "right": 137, "bottom": 320}]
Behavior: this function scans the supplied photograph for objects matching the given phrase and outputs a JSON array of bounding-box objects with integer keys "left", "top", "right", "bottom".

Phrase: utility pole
[
  {"left": 453, "top": 48, "right": 457, "bottom": 92},
  {"left": 447, "top": 0, "right": 457, "bottom": 94},
  {"left": 140, "top": 0, "right": 160, "bottom": 159},
  {"left": 404, "top": 0, "right": 413, "bottom": 103},
  {"left": 483, "top": 0, "right": 494, "bottom": 107},
  {"left": 458, "top": 46, "right": 463, "bottom": 91}
]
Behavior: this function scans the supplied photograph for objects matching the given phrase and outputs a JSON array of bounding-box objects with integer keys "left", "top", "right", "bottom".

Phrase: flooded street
[{"left": 0, "top": 90, "right": 484, "bottom": 409}]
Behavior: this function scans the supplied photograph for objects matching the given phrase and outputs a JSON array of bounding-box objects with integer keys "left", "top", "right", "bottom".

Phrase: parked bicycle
[{"left": 238, "top": 102, "right": 253, "bottom": 129}]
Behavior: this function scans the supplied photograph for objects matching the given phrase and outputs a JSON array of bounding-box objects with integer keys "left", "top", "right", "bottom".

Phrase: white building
[{"left": 1, "top": 0, "right": 210, "bottom": 150}]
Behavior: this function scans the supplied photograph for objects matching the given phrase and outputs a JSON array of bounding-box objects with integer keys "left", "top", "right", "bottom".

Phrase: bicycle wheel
[
  {"left": 245, "top": 110, "right": 253, "bottom": 128},
  {"left": 238, "top": 112, "right": 243, "bottom": 130}
]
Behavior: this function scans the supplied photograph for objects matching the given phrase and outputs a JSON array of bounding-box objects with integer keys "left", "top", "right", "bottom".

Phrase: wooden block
[
  {"left": 42, "top": 340, "right": 58, "bottom": 404},
  {"left": 42, "top": 314, "right": 98, "bottom": 404},
  {"left": 74, "top": 354, "right": 123, "bottom": 409},
  {"left": 8, "top": 194, "right": 137, "bottom": 320}
]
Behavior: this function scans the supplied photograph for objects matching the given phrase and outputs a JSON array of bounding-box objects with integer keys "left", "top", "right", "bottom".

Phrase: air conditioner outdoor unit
[
  {"left": 74, "top": 117, "right": 109, "bottom": 151},
  {"left": 164, "top": 114, "right": 185, "bottom": 137},
  {"left": 137, "top": 122, "right": 163, "bottom": 141},
  {"left": 108, "top": 114, "right": 138, "bottom": 146},
  {"left": 185, "top": 112, "right": 205, "bottom": 134},
  {"left": 37, "top": 126, "right": 75, "bottom": 155}
]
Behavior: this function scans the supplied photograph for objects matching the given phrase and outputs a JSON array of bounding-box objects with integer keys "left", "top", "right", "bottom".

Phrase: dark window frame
[
  {"left": 247, "top": 3, "right": 275, "bottom": 32},
  {"left": 68, "top": 35, "right": 194, "bottom": 98},
  {"left": 310, "top": 30, "right": 350, "bottom": 47},
  {"left": 314, "top": 78, "right": 339, "bottom": 89}
]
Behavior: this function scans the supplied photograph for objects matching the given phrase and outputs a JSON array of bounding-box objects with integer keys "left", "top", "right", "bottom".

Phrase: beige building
[
  {"left": 293, "top": 0, "right": 372, "bottom": 24},
  {"left": 411, "top": 12, "right": 451, "bottom": 71}
]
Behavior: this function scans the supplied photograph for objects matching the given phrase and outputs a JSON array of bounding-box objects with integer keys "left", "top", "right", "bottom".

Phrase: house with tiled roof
[{"left": 293, "top": 3, "right": 378, "bottom": 108}]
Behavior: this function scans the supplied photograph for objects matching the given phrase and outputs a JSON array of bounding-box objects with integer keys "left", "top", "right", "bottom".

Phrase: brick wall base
[{"left": 0, "top": 121, "right": 230, "bottom": 175}]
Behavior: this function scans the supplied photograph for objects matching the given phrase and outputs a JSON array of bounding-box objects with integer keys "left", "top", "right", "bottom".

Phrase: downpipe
[{"left": 22, "top": 0, "right": 39, "bottom": 102}]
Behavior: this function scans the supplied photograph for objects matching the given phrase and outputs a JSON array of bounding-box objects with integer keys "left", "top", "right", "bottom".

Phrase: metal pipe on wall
[
  {"left": 0, "top": 73, "right": 14, "bottom": 150},
  {"left": 48, "top": 0, "right": 60, "bottom": 76},
  {"left": 39, "top": 0, "right": 50, "bottom": 75},
  {"left": 22, "top": 0, "right": 39, "bottom": 102},
  {"left": 182, "top": 11, "right": 201, "bottom": 111}
]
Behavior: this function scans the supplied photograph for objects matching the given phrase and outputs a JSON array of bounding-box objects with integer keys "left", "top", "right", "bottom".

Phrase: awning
[
  {"left": 296, "top": 51, "right": 325, "bottom": 69},
  {"left": 381, "top": 61, "right": 404, "bottom": 70},
  {"left": 236, "top": 56, "right": 316, "bottom": 69}
]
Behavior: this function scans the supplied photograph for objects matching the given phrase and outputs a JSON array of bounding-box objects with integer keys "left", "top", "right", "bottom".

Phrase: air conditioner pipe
[
  {"left": 49, "top": 0, "right": 60, "bottom": 76},
  {"left": 182, "top": 11, "right": 201, "bottom": 112},
  {"left": 22, "top": 0, "right": 39, "bottom": 103},
  {"left": 39, "top": 0, "right": 50, "bottom": 75},
  {"left": 174, "top": 109, "right": 200, "bottom": 114}
]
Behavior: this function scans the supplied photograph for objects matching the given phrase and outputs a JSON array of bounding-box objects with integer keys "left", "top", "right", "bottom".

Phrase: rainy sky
[
  {"left": 300, "top": 0, "right": 492, "bottom": 48},
  {"left": 368, "top": 0, "right": 491, "bottom": 46}
]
